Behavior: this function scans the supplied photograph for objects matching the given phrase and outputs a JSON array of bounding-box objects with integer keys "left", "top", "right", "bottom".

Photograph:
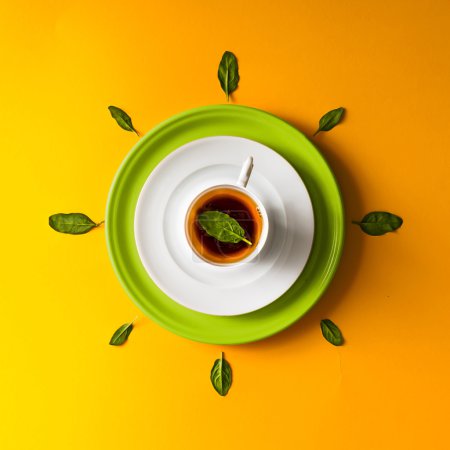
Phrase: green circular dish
[{"left": 105, "top": 105, "right": 344, "bottom": 344}]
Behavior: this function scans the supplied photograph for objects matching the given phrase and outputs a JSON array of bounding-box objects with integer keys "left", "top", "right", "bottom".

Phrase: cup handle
[{"left": 236, "top": 156, "right": 254, "bottom": 188}]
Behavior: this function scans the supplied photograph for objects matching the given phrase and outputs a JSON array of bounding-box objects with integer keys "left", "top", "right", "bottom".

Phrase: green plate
[{"left": 105, "top": 105, "right": 344, "bottom": 344}]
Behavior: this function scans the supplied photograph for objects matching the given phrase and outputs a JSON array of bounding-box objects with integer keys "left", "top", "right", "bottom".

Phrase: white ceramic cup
[{"left": 185, "top": 156, "right": 269, "bottom": 266}]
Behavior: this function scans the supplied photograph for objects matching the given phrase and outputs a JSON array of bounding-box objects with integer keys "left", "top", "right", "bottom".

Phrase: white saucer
[{"left": 134, "top": 136, "right": 314, "bottom": 316}]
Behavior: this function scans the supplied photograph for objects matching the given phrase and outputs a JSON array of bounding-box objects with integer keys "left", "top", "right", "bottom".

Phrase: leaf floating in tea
[
  {"left": 198, "top": 211, "right": 252, "bottom": 245},
  {"left": 314, "top": 107, "right": 345, "bottom": 136},
  {"left": 109, "top": 318, "right": 136, "bottom": 346},
  {"left": 320, "top": 319, "right": 344, "bottom": 346},
  {"left": 352, "top": 211, "right": 403, "bottom": 236},
  {"left": 210, "top": 352, "right": 232, "bottom": 396},
  {"left": 108, "top": 105, "right": 140, "bottom": 136},
  {"left": 49, "top": 213, "right": 103, "bottom": 235},
  {"left": 218, "top": 51, "right": 240, "bottom": 101}
]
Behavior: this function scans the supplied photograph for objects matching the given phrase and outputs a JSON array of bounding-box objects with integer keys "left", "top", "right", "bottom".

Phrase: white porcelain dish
[{"left": 134, "top": 136, "right": 314, "bottom": 316}]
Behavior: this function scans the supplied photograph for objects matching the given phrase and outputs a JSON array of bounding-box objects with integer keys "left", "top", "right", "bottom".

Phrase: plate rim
[{"left": 105, "top": 104, "right": 345, "bottom": 344}]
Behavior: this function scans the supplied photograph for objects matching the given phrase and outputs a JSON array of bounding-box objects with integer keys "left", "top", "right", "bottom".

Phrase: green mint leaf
[
  {"left": 108, "top": 105, "right": 140, "bottom": 136},
  {"left": 314, "top": 107, "right": 345, "bottom": 136},
  {"left": 218, "top": 51, "right": 240, "bottom": 101},
  {"left": 49, "top": 213, "right": 103, "bottom": 235},
  {"left": 320, "top": 319, "right": 344, "bottom": 346},
  {"left": 198, "top": 211, "right": 252, "bottom": 245},
  {"left": 109, "top": 320, "right": 135, "bottom": 346},
  {"left": 210, "top": 352, "right": 232, "bottom": 396},
  {"left": 352, "top": 211, "right": 403, "bottom": 236}
]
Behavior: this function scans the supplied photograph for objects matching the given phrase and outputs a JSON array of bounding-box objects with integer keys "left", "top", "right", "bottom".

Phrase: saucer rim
[{"left": 133, "top": 135, "right": 314, "bottom": 315}]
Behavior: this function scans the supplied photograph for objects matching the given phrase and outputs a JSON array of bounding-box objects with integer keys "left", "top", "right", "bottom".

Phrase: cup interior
[{"left": 185, "top": 184, "right": 269, "bottom": 266}]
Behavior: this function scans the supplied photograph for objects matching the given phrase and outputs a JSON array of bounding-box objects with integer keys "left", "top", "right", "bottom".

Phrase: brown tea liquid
[{"left": 186, "top": 187, "right": 263, "bottom": 264}]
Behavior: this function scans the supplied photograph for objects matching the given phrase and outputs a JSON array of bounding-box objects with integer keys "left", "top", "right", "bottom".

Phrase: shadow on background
[{"left": 239, "top": 112, "right": 365, "bottom": 351}]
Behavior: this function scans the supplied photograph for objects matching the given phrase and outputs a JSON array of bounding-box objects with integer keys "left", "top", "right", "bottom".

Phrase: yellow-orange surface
[{"left": 1, "top": 1, "right": 450, "bottom": 449}]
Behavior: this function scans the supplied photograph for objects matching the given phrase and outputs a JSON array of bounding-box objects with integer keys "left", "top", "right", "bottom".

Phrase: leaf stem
[
  {"left": 225, "top": 225, "right": 252, "bottom": 245},
  {"left": 97, "top": 220, "right": 105, "bottom": 227}
]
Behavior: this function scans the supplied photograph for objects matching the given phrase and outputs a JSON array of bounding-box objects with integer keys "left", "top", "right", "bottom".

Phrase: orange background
[{"left": 1, "top": 1, "right": 450, "bottom": 449}]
